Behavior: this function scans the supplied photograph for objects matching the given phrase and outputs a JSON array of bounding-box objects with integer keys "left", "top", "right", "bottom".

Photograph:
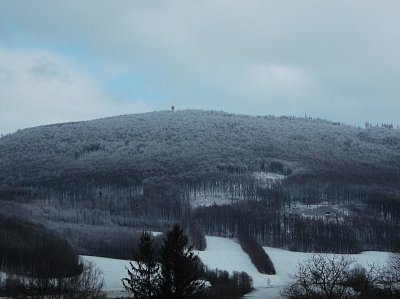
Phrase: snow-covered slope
[
  {"left": 195, "top": 236, "right": 280, "bottom": 287},
  {"left": 246, "top": 247, "right": 390, "bottom": 298},
  {"left": 84, "top": 236, "right": 390, "bottom": 298}
]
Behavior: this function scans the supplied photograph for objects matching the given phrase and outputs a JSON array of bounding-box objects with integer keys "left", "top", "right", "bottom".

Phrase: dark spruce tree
[
  {"left": 159, "top": 224, "right": 204, "bottom": 299},
  {"left": 122, "top": 232, "right": 160, "bottom": 299}
]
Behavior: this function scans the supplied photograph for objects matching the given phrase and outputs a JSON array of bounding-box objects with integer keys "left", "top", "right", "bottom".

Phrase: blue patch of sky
[{"left": 2, "top": 29, "right": 166, "bottom": 104}]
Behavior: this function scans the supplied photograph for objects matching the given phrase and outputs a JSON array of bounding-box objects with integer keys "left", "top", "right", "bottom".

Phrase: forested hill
[
  {"left": 1, "top": 109, "right": 400, "bottom": 188},
  {"left": 1, "top": 110, "right": 400, "bottom": 255}
]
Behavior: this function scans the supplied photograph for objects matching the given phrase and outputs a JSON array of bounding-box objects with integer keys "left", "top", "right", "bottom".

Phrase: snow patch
[
  {"left": 253, "top": 172, "right": 286, "bottom": 182},
  {"left": 290, "top": 202, "right": 352, "bottom": 222},
  {"left": 189, "top": 192, "right": 242, "bottom": 208},
  {"left": 150, "top": 231, "right": 163, "bottom": 237},
  {"left": 253, "top": 172, "right": 285, "bottom": 188}
]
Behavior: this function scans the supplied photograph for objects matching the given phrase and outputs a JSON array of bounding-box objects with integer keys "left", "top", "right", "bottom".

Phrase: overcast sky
[{"left": 1, "top": 0, "right": 399, "bottom": 134}]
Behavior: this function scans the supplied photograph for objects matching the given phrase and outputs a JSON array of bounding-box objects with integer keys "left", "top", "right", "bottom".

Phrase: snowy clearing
[
  {"left": 189, "top": 192, "right": 241, "bottom": 208},
  {"left": 84, "top": 236, "right": 390, "bottom": 298},
  {"left": 188, "top": 172, "right": 285, "bottom": 208},
  {"left": 195, "top": 237, "right": 280, "bottom": 288},
  {"left": 289, "top": 201, "right": 353, "bottom": 222},
  {"left": 253, "top": 171, "right": 286, "bottom": 183}
]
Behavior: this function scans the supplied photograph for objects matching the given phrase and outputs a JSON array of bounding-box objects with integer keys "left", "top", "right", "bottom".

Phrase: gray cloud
[
  {"left": 1, "top": 0, "right": 399, "bottom": 131},
  {"left": 0, "top": 49, "right": 150, "bottom": 135}
]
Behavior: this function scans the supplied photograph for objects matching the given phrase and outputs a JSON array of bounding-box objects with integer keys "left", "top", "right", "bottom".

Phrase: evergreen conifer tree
[
  {"left": 122, "top": 232, "right": 160, "bottom": 299},
  {"left": 159, "top": 224, "right": 204, "bottom": 298}
]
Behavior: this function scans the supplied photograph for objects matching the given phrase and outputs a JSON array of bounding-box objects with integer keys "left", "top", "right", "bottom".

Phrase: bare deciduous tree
[
  {"left": 281, "top": 254, "right": 356, "bottom": 299},
  {"left": 388, "top": 252, "right": 400, "bottom": 282},
  {"left": 381, "top": 252, "right": 400, "bottom": 296},
  {"left": 64, "top": 260, "right": 106, "bottom": 299}
]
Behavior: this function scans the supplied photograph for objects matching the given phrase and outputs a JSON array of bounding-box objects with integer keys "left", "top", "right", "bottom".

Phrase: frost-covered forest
[{"left": 0, "top": 110, "right": 399, "bottom": 256}]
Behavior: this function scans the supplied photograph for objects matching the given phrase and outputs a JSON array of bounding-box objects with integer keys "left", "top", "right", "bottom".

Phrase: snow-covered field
[
  {"left": 82, "top": 255, "right": 132, "bottom": 297},
  {"left": 195, "top": 237, "right": 281, "bottom": 288},
  {"left": 265, "top": 246, "right": 389, "bottom": 285},
  {"left": 84, "top": 236, "right": 390, "bottom": 298}
]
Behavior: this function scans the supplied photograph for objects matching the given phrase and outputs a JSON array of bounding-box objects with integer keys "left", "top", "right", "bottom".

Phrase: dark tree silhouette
[
  {"left": 281, "top": 254, "right": 356, "bottom": 299},
  {"left": 122, "top": 232, "right": 160, "bottom": 298},
  {"left": 388, "top": 252, "right": 400, "bottom": 282},
  {"left": 238, "top": 230, "right": 275, "bottom": 274},
  {"left": 159, "top": 224, "right": 204, "bottom": 298}
]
